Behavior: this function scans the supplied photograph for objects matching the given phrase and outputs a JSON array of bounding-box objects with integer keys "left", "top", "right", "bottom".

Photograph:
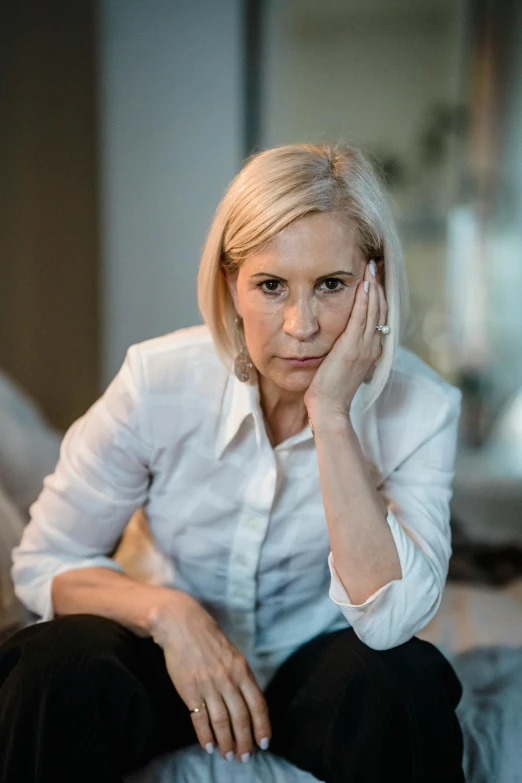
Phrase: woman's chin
[{"left": 273, "top": 368, "right": 316, "bottom": 393}]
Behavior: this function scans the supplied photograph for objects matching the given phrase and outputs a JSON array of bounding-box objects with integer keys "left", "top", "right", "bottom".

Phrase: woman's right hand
[{"left": 149, "top": 590, "right": 271, "bottom": 762}]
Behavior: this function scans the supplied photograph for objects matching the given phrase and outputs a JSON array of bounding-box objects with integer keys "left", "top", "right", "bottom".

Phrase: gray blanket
[{"left": 452, "top": 646, "right": 522, "bottom": 783}]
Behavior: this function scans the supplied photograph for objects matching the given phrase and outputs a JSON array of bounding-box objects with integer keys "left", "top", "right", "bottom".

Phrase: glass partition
[{"left": 258, "top": 0, "right": 522, "bottom": 542}]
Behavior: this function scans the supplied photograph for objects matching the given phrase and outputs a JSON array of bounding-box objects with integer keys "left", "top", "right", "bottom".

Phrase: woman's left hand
[{"left": 304, "top": 261, "right": 388, "bottom": 417}]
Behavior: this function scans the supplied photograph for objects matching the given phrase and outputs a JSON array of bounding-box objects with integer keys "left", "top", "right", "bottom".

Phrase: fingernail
[
  {"left": 259, "top": 737, "right": 270, "bottom": 750},
  {"left": 364, "top": 281, "right": 369, "bottom": 293},
  {"left": 369, "top": 260, "right": 376, "bottom": 277},
  {"left": 226, "top": 751, "right": 234, "bottom": 761},
  {"left": 241, "top": 752, "right": 251, "bottom": 763},
  {"left": 205, "top": 743, "right": 214, "bottom": 754}
]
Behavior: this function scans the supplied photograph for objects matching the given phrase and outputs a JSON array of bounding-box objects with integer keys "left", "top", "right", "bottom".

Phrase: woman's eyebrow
[{"left": 251, "top": 270, "right": 354, "bottom": 281}]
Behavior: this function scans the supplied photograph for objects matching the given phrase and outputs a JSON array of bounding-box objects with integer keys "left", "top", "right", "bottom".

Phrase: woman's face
[{"left": 226, "top": 212, "right": 368, "bottom": 394}]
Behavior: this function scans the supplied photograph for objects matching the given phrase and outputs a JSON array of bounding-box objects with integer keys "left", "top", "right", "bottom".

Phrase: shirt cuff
[
  {"left": 327, "top": 508, "right": 443, "bottom": 651},
  {"left": 328, "top": 509, "right": 402, "bottom": 619},
  {"left": 328, "top": 552, "right": 396, "bottom": 615},
  {"left": 13, "top": 557, "right": 126, "bottom": 623}
]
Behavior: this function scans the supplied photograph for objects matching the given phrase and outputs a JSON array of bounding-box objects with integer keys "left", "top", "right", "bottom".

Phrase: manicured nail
[
  {"left": 369, "top": 260, "right": 376, "bottom": 277},
  {"left": 259, "top": 736, "right": 270, "bottom": 750},
  {"left": 226, "top": 751, "right": 234, "bottom": 761},
  {"left": 364, "top": 281, "right": 369, "bottom": 293},
  {"left": 241, "top": 752, "right": 250, "bottom": 763},
  {"left": 205, "top": 742, "right": 214, "bottom": 754}
]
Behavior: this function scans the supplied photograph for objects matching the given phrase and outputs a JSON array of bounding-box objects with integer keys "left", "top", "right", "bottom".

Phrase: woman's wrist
[
  {"left": 146, "top": 587, "right": 196, "bottom": 646},
  {"left": 308, "top": 402, "right": 353, "bottom": 437}
]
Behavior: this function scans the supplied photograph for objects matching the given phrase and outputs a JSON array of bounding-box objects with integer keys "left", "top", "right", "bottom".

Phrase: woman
[{"left": 1, "top": 144, "right": 464, "bottom": 782}]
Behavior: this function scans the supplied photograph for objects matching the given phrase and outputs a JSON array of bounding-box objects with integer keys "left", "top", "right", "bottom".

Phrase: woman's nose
[{"left": 283, "top": 299, "right": 319, "bottom": 340}]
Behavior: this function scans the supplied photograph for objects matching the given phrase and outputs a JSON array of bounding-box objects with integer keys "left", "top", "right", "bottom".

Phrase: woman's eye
[
  {"left": 319, "top": 278, "right": 345, "bottom": 293},
  {"left": 259, "top": 280, "right": 282, "bottom": 295},
  {"left": 258, "top": 278, "right": 345, "bottom": 296}
]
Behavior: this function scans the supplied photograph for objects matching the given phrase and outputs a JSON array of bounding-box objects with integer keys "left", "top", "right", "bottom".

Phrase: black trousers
[{"left": 0, "top": 614, "right": 464, "bottom": 782}]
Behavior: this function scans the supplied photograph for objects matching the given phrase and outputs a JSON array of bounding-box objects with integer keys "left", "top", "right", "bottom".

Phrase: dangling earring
[{"left": 233, "top": 315, "right": 253, "bottom": 382}]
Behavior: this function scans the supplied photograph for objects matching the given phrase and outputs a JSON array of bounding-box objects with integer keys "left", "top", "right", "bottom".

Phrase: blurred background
[{"left": 2, "top": 0, "right": 522, "bottom": 614}]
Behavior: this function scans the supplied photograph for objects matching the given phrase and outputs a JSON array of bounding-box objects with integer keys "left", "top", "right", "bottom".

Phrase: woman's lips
[{"left": 280, "top": 355, "right": 325, "bottom": 367}]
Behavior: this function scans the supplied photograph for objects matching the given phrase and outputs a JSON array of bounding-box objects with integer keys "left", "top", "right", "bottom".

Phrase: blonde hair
[{"left": 197, "top": 143, "right": 409, "bottom": 407}]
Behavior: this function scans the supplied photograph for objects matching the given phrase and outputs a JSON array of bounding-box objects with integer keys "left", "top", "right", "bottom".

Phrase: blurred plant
[
  {"left": 418, "top": 103, "right": 469, "bottom": 167},
  {"left": 366, "top": 103, "right": 470, "bottom": 193},
  {"left": 367, "top": 149, "right": 408, "bottom": 190}
]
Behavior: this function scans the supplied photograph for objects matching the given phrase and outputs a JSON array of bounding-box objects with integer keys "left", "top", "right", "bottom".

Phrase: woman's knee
[
  {"left": 326, "top": 634, "right": 464, "bottom": 782},
  {"left": 383, "top": 636, "right": 463, "bottom": 708},
  {"left": 0, "top": 614, "right": 135, "bottom": 693},
  {"left": 0, "top": 615, "right": 169, "bottom": 777},
  {"left": 329, "top": 630, "right": 462, "bottom": 712},
  {"left": 268, "top": 630, "right": 464, "bottom": 782}
]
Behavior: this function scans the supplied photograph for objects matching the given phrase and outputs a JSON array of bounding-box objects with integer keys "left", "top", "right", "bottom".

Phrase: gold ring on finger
[{"left": 189, "top": 702, "right": 207, "bottom": 715}]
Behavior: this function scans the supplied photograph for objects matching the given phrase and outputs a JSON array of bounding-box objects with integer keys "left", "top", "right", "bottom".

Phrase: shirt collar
[
  {"left": 214, "top": 373, "right": 260, "bottom": 459},
  {"left": 214, "top": 372, "right": 317, "bottom": 459},
  {"left": 214, "top": 373, "right": 381, "bottom": 468}
]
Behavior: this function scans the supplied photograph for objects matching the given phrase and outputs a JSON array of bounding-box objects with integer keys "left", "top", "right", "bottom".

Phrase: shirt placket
[{"left": 226, "top": 427, "right": 276, "bottom": 656}]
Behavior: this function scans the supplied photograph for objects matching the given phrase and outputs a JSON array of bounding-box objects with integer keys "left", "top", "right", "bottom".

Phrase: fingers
[
  {"left": 190, "top": 684, "right": 252, "bottom": 762},
  {"left": 377, "top": 278, "right": 388, "bottom": 331},
  {"left": 185, "top": 677, "right": 236, "bottom": 760},
  {"left": 191, "top": 687, "right": 252, "bottom": 762},
  {"left": 222, "top": 686, "right": 256, "bottom": 761},
  {"left": 368, "top": 257, "right": 388, "bottom": 328},
  {"left": 364, "top": 261, "right": 388, "bottom": 330},
  {"left": 240, "top": 676, "right": 271, "bottom": 751},
  {"left": 223, "top": 659, "right": 270, "bottom": 761},
  {"left": 345, "top": 277, "right": 369, "bottom": 338},
  {"left": 363, "top": 266, "right": 380, "bottom": 341},
  {"left": 190, "top": 660, "right": 269, "bottom": 763},
  {"left": 189, "top": 697, "right": 219, "bottom": 757}
]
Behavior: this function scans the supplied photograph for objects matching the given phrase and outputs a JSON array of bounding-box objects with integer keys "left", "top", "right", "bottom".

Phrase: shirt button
[
  {"left": 247, "top": 517, "right": 263, "bottom": 532},
  {"left": 235, "top": 554, "right": 249, "bottom": 567}
]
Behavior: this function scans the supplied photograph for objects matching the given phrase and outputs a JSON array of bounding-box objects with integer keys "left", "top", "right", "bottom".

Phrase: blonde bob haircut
[{"left": 198, "top": 143, "right": 409, "bottom": 407}]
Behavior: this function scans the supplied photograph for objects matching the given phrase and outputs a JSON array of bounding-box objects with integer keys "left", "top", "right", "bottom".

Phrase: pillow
[
  {"left": 0, "top": 483, "right": 30, "bottom": 633},
  {"left": 0, "top": 369, "right": 61, "bottom": 516}
]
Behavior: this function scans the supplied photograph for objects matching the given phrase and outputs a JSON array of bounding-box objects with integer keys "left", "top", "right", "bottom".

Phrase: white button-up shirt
[{"left": 11, "top": 325, "right": 461, "bottom": 689}]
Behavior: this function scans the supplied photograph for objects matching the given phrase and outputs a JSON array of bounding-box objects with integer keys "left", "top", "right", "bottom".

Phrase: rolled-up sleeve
[
  {"left": 328, "top": 387, "right": 461, "bottom": 650},
  {"left": 11, "top": 346, "right": 152, "bottom": 622}
]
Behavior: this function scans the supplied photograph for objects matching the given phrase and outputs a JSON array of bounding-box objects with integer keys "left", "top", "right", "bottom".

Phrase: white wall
[
  {"left": 262, "top": 0, "right": 461, "bottom": 204},
  {"left": 260, "top": 0, "right": 463, "bottom": 376},
  {"left": 98, "top": 0, "right": 243, "bottom": 385}
]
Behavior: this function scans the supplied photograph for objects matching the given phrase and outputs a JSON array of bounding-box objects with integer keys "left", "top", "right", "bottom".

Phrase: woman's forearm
[
  {"left": 311, "top": 407, "right": 402, "bottom": 604},
  {"left": 51, "top": 567, "right": 182, "bottom": 637}
]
